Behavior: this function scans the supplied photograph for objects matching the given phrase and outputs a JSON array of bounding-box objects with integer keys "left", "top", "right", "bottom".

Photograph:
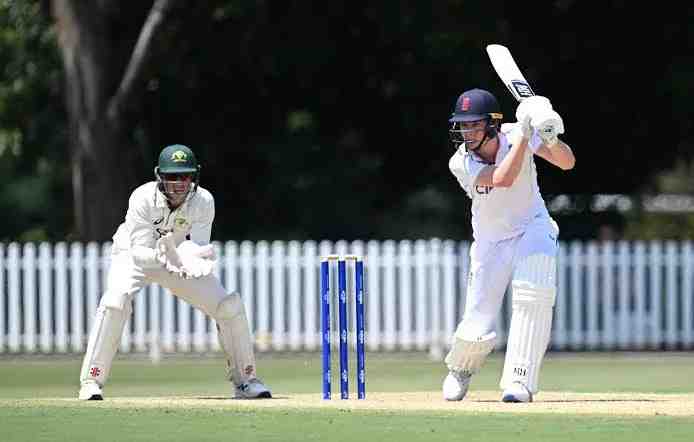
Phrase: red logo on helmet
[{"left": 461, "top": 97, "right": 471, "bottom": 111}]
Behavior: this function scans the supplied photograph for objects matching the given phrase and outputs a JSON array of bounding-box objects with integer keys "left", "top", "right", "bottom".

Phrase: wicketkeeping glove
[
  {"left": 176, "top": 241, "right": 216, "bottom": 278},
  {"left": 177, "top": 240, "right": 216, "bottom": 260},
  {"left": 155, "top": 233, "right": 191, "bottom": 279}
]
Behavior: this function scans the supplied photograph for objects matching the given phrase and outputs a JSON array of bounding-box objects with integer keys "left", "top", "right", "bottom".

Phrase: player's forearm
[
  {"left": 131, "top": 245, "right": 161, "bottom": 268},
  {"left": 492, "top": 138, "right": 527, "bottom": 187},
  {"left": 548, "top": 141, "right": 575, "bottom": 170}
]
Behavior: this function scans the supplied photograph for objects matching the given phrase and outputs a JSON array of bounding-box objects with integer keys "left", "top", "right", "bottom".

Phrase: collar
[{"left": 154, "top": 185, "right": 170, "bottom": 209}]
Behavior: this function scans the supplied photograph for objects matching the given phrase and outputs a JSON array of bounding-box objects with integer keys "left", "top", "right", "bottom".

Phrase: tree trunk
[
  {"left": 51, "top": 0, "right": 181, "bottom": 240},
  {"left": 70, "top": 118, "right": 134, "bottom": 241}
]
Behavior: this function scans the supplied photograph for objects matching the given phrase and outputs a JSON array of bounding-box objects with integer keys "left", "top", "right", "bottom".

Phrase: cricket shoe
[
  {"left": 442, "top": 370, "right": 472, "bottom": 401},
  {"left": 501, "top": 382, "right": 533, "bottom": 403},
  {"left": 235, "top": 378, "right": 272, "bottom": 399},
  {"left": 78, "top": 381, "right": 104, "bottom": 401}
]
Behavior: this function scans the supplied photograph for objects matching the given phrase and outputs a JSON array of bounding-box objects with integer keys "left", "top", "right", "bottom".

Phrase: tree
[
  {"left": 50, "top": 0, "right": 184, "bottom": 240},
  {"left": 0, "top": 1, "right": 66, "bottom": 242}
]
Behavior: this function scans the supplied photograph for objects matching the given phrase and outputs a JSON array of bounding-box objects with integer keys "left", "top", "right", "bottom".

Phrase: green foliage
[
  {"left": 0, "top": 0, "right": 67, "bottom": 241},
  {"left": 623, "top": 213, "right": 694, "bottom": 240},
  {"left": 1, "top": 1, "right": 693, "bottom": 241}
]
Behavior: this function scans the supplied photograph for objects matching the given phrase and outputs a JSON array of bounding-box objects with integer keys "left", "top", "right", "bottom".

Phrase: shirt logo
[
  {"left": 156, "top": 228, "right": 172, "bottom": 239},
  {"left": 475, "top": 185, "right": 493, "bottom": 194},
  {"left": 174, "top": 217, "right": 189, "bottom": 229}
]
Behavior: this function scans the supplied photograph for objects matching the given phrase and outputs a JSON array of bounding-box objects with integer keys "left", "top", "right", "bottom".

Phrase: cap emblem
[
  {"left": 171, "top": 150, "right": 188, "bottom": 162},
  {"left": 461, "top": 97, "right": 471, "bottom": 111}
]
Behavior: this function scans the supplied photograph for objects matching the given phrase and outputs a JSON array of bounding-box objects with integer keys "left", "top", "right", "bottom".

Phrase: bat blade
[{"left": 486, "top": 44, "right": 535, "bottom": 102}]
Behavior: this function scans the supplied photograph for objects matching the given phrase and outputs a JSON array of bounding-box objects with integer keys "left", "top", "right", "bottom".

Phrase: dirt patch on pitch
[{"left": 7, "top": 391, "right": 694, "bottom": 417}]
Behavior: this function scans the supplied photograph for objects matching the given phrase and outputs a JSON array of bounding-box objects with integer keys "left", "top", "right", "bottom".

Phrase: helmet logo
[
  {"left": 461, "top": 97, "right": 471, "bottom": 111},
  {"left": 171, "top": 150, "right": 188, "bottom": 162}
]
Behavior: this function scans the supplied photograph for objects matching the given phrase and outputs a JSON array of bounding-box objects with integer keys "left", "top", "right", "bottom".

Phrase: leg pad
[
  {"left": 500, "top": 254, "right": 557, "bottom": 393},
  {"left": 444, "top": 330, "right": 497, "bottom": 374},
  {"left": 214, "top": 293, "right": 257, "bottom": 385},
  {"left": 79, "top": 302, "right": 131, "bottom": 386}
]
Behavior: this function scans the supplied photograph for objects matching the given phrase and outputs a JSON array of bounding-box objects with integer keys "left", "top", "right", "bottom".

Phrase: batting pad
[
  {"left": 500, "top": 254, "right": 556, "bottom": 393},
  {"left": 80, "top": 302, "right": 132, "bottom": 386},
  {"left": 215, "top": 292, "right": 257, "bottom": 385},
  {"left": 445, "top": 330, "right": 497, "bottom": 375}
]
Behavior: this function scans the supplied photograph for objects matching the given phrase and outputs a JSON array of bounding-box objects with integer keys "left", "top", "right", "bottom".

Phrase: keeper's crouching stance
[
  {"left": 78, "top": 144, "right": 271, "bottom": 400},
  {"left": 442, "top": 89, "right": 574, "bottom": 402}
]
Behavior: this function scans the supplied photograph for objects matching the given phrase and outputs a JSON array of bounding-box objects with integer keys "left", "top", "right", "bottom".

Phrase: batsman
[
  {"left": 78, "top": 144, "right": 272, "bottom": 400},
  {"left": 443, "top": 88, "right": 575, "bottom": 402}
]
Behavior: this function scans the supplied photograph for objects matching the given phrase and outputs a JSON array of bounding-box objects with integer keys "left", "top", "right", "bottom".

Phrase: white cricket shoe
[
  {"left": 235, "top": 378, "right": 272, "bottom": 399},
  {"left": 442, "top": 370, "right": 472, "bottom": 401},
  {"left": 78, "top": 381, "right": 103, "bottom": 401},
  {"left": 501, "top": 382, "right": 533, "bottom": 403}
]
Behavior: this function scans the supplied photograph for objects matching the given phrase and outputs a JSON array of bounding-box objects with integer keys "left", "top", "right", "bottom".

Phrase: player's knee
[
  {"left": 215, "top": 292, "right": 244, "bottom": 320},
  {"left": 99, "top": 290, "right": 134, "bottom": 312},
  {"left": 512, "top": 254, "right": 556, "bottom": 306}
]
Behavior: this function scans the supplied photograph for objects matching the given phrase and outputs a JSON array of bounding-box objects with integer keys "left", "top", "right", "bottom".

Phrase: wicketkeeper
[
  {"left": 78, "top": 144, "right": 271, "bottom": 400},
  {"left": 443, "top": 89, "right": 575, "bottom": 402}
]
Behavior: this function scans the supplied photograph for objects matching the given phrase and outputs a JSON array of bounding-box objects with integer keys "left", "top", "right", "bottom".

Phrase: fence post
[
  {"left": 0, "top": 244, "right": 4, "bottom": 353},
  {"left": 649, "top": 241, "right": 662, "bottom": 349},
  {"left": 428, "top": 239, "right": 442, "bottom": 359},
  {"left": 256, "top": 241, "right": 270, "bottom": 351},
  {"left": 366, "top": 240, "right": 380, "bottom": 351},
  {"left": 586, "top": 241, "right": 599, "bottom": 349},
  {"left": 554, "top": 242, "right": 568, "bottom": 350},
  {"left": 288, "top": 241, "right": 301, "bottom": 350},
  {"left": 303, "top": 240, "right": 318, "bottom": 350},
  {"left": 39, "top": 243, "right": 53, "bottom": 353},
  {"left": 683, "top": 241, "right": 693, "bottom": 348},
  {"left": 665, "top": 241, "right": 678, "bottom": 349},
  {"left": 569, "top": 241, "right": 583, "bottom": 350},
  {"left": 271, "top": 241, "right": 285, "bottom": 351},
  {"left": 414, "top": 240, "right": 427, "bottom": 351},
  {"left": 634, "top": 241, "right": 646, "bottom": 349},
  {"left": 382, "top": 240, "right": 396, "bottom": 351},
  {"left": 601, "top": 241, "right": 615, "bottom": 349},
  {"left": 23, "top": 243, "right": 37, "bottom": 353},
  {"left": 398, "top": 240, "right": 413, "bottom": 350}
]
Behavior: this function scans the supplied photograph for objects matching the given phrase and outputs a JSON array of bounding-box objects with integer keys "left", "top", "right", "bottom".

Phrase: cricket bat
[{"left": 486, "top": 44, "right": 535, "bottom": 102}]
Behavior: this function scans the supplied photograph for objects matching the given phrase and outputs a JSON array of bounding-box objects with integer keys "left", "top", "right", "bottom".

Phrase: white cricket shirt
[
  {"left": 449, "top": 124, "right": 551, "bottom": 242},
  {"left": 111, "top": 182, "right": 215, "bottom": 264}
]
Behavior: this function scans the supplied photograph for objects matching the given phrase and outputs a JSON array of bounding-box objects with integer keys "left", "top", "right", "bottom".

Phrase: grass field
[{"left": 2, "top": 352, "right": 694, "bottom": 441}]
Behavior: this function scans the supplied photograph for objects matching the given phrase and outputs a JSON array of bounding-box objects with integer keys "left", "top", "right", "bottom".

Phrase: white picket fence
[{"left": 0, "top": 239, "right": 693, "bottom": 356}]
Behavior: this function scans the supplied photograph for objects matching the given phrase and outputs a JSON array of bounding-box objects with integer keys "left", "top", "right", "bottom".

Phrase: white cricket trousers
[{"left": 459, "top": 216, "right": 559, "bottom": 337}]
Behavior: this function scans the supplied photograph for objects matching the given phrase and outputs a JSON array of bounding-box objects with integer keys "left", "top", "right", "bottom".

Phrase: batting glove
[
  {"left": 518, "top": 115, "right": 533, "bottom": 139},
  {"left": 515, "top": 96, "right": 552, "bottom": 124},
  {"left": 531, "top": 108, "right": 564, "bottom": 147}
]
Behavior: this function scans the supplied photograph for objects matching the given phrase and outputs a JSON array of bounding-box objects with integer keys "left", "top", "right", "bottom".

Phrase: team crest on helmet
[
  {"left": 171, "top": 150, "right": 188, "bottom": 162},
  {"left": 461, "top": 97, "right": 471, "bottom": 111}
]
